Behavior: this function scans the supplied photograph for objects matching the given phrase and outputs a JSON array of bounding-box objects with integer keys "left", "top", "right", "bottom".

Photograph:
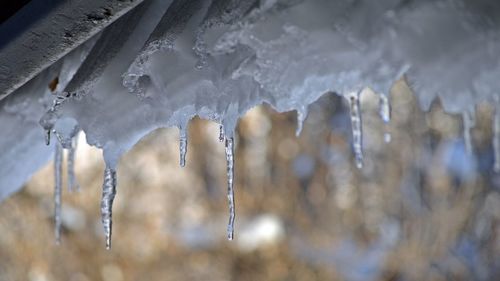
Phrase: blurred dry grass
[{"left": 0, "top": 79, "right": 499, "bottom": 281}]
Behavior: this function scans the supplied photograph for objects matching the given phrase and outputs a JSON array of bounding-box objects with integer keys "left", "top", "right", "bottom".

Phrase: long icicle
[
  {"left": 67, "top": 134, "right": 80, "bottom": 191},
  {"left": 179, "top": 126, "right": 188, "bottom": 167},
  {"left": 494, "top": 107, "right": 500, "bottom": 173},
  {"left": 54, "top": 142, "right": 63, "bottom": 244},
  {"left": 101, "top": 165, "right": 117, "bottom": 250},
  {"left": 225, "top": 137, "right": 235, "bottom": 240},
  {"left": 462, "top": 108, "right": 475, "bottom": 155},
  {"left": 379, "top": 94, "right": 392, "bottom": 143},
  {"left": 348, "top": 91, "right": 364, "bottom": 169}
]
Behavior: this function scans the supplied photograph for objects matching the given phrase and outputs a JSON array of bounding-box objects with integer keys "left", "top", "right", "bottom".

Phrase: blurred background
[{"left": 0, "top": 79, "right": 499, "bottom": 281}]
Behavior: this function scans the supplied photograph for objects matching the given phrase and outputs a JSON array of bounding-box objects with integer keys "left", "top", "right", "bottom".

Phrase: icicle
[
  {"left": 379, "top": 94, "right": 392, "bottom": 143},
  {"left": 494, "top": 107, "right": 500, "bottom": 173},
  {"left": 179, "top": 126, "right": 188, "bottom": 167},
  {"left": 219, "top": 124, "right": 225, "bottom": 142},
  {"left": 295, "top": 107, "right": 307, "bottom": 137},
  {"left": 40, "top": 94, "right": 69, "bottom": 145},
  {"left": 54, "top": 142, "right": 63, "bottom": 244},
  {"left": 101, "top": 166, "right": 117, "bottom": 250},
  {"left": 225, "top": 137, "right": 235, "bottom": 240},
  {"left": 67, "top": 135, "right": 80, "bottom": 191},
  {"left": 348, "top": 91, "right": 364, "bottom": 169},
  {"left": 462, "top": 108, "right": 475, "bottom": 155},
  {"left": 45, "top": 130, "right": 51, "bottom": 146}
]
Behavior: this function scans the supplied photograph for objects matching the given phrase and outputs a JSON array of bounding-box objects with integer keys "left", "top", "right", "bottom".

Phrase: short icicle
[
  {"left": 348, "top": 91, "right": 364, "bottom": 169},
  {"left": 41, "top": 94, "right": 69, "bottom": 146},
  {"left": 54, "top": 142, "right": 63, "bottom": 244},
  {"left": 494, "top": 107, "right": 500, "bottom": 173},
  {"left": 179, "top": 126, "right": 188, "bottom": 167},
  {"left": 225, "top": 136, "right": 235, "bottom": 240},
  {"left": 379, "top": 94, "right": 392, "bottom": 143},
  {"left": 462, "top": 108, "right": 475, "bottom": 155},
  {"left": 295, "top": 107, "right": 307, "bottom": 137},
  {"left": 101, "top": 165, "right": 117, "bottom": 250},
  {"left": 67, "top": 135, "right": 80, "bottom": 191}
]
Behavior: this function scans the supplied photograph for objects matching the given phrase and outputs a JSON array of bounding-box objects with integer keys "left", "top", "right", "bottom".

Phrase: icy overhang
[{"left": 1, "top": 0, "right": 500, "bottom": 246}]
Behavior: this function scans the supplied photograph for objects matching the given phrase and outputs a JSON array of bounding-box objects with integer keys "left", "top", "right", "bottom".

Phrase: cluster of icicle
[{"left": 36, "top": 0, "right": 500, "bottom": 248}]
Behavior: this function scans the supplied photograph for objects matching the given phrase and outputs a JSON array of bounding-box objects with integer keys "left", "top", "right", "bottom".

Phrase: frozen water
[
  {"left": 462, "top": 107, "right": 476, "bottom": 155},
  {"left": 219, "top": 124, "right": 225, "bottom": 142},
  {"left": 347, "top": 91, "right": 363, "bottom": 169},
  {"left": 54, "top": 142, "right": 63, "bottom": 244},
  {"left": 494, "top": 107, "right": 500, "bottom": 173},
  {"left": 179, "top": 125, "right": 188, "bottom": 167},
  {"left": 379, "top": 94, "right": 391, "bottom": 143},
  {"left": 101, "top": 165, "right": 117, "bottom": 250},
  {"left": 225, "top": 136, "right": 235, "bottom": 240},
  {"left": 67, "top": 134, "right": 80, "bottom": 192},
  {"left": 2, "top": 0, "right": 500, "bottom": 245}
]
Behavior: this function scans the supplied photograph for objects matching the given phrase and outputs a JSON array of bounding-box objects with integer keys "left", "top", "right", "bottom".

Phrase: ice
[
  {"left": 219, "top": 124, "right": 225, "bottom": 142},
  {"left": 67, "top": 134, "right": 80, "bottom": 192},
  {"left": 101, "top": 165, "right": 117, "bottom": 250},
  {"left": 347, "top": 91, "right": 364, "bottom": 169},
  {"left": 2, "top": 0, "right": 500, "bottom": 245},
  {"left": 494, "top": 107, "right": 500, "bottom": 173},
  {"left": 379, "top": 94, "right": 391, "bottom": 143},
  {"left": 225, "top": 136, "right": 235, "bottom": 240},
  {"left": 179, "top": 125, "right": 188, "bottom": 167},
  {"left": 295, "top": 107, "right": 308, "bottom": 137},
  {"left": 54, "top": 142, "right": 63, "bottom": 244},
  {"left": 462, "top": 107, "right": 476, "bottom": 155},
  {"left": 62, "top": 0, "right": 151, "bottom": 99}
]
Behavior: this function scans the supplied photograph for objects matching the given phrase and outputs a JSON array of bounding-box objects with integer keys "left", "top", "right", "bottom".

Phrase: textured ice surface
[
  {"left": 33, "top": 0, "right": 499, "bottom": 170},
  {"left": 2, "top": 0, "right": 500, "bottom": 243}
]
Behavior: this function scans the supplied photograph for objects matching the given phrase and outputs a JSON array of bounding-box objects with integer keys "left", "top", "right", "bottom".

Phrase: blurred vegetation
[{"left": 0, "top": 79, "right": 498, "bottom": 281}]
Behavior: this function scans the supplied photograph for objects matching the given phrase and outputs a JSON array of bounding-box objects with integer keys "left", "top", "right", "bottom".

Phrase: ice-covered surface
[
  {"left": 43, "top": 0, "right": 500, "bottom": 168},
  {"left": 2, "top": 0, "right": 500, "bottom": 244}
]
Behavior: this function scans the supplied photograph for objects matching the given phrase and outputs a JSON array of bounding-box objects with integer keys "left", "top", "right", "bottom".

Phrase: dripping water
[
  {"left": 101, "top": 166, "right": 117, "bottom": 250},
  {"left": 67, "top": 135, "right": 80, "bottom": 191},
  {"left": 54, "top": 142, "right": 63, "bottom": 244},
  {"left": 348, "top": 91, "right": 364, "bottom": 169},
  {"left": 225, "top": 137, "right": 235, "bottom": 240},
  {"left": 494, "top": 107, "right": 500, "bottom": 173},
  {"left": 179, "top": 126, "right": 188, "bottom": 167},
  {"left": 379, "top": 94, "right": 391, "bottom": 143},
  {"left": 462, "top": 108, "right": 475, "bottom": 155}
]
